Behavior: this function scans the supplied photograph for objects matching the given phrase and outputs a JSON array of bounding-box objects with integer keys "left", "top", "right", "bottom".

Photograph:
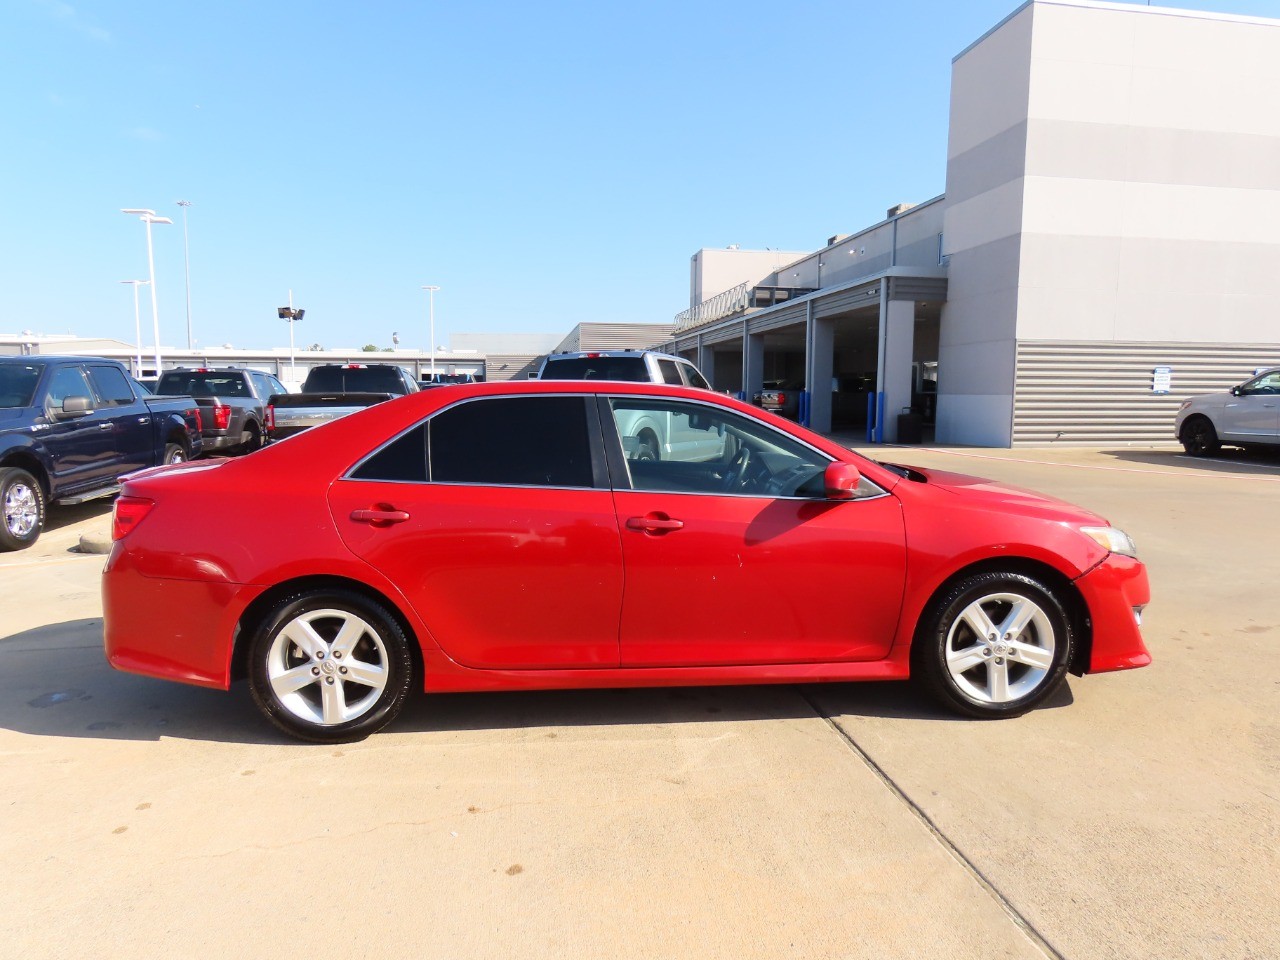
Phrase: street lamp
[
  {"left": 119, "top": 280, "right": 150, "bottom": 377},
  {"left": 120, "top": 208, "right": 173, "bottom": 376},
  {"left": 176, "top": 200, "right": 193, "bottom": 349},
  {"left": 421, "top": 285, "right": 440, "bottom": 376},
  {"left": 277, "top": 290, "right": 305, "bottom": 381}
]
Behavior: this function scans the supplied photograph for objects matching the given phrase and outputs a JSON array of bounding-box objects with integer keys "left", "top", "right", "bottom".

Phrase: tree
[{"left": 362, "top": 344, "right": 378, "bottom": 352}]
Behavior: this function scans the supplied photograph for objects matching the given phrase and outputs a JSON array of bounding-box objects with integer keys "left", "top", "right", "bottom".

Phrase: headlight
[{"left": 1080, "top": 525, "right": 1138, "bottom": 558}]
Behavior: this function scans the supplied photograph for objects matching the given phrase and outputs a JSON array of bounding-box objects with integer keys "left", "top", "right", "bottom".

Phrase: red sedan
[{"left": 103, "top": 381, "right": 1150, "bottom": 743}]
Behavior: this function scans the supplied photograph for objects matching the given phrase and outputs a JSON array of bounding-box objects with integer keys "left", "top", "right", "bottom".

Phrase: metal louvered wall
[{"left": 1013, "top": 341, "right": 1280, "bottom": 445}]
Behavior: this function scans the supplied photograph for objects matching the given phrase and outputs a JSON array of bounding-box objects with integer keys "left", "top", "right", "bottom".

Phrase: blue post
[
  {"left": 875, "top": 391, "right": 885, "bottom": 443},
  {"left": 799, "top": 390, "right": 810, "bottom": 427},
  {"left": 866, "top": 392, "right": 875, "bottom": 443}
]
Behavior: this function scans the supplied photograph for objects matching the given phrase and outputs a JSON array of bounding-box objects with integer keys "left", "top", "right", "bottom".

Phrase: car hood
[{"left": 895, "top": 464, "right": 1108, "bottom": 526}]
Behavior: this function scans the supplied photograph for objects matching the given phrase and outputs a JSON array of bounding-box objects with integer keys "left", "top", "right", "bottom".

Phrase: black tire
[
  {"left": 247, "top": 589, "right": 414, "bottom": 743},
  {"left": 163, "top": 442, "right": 188, "bottom": 465},
  {"left": 636, "top": 431, "right": 659, "bottom": 462},
  {"left": 1180, "top": 416, "right": 1220, "bottom": 457},
  {"left": 0, "top": 466, "right": 45, "bottom": 552},
  {"left": 237, "top": 421, "right": 263, "bottom": 455},
  {"left": 913, "top": 571, "right": 1073, "bottom": 719}
]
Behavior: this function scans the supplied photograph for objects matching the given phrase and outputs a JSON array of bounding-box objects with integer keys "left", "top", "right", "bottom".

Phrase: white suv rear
[{"left": 537, "top": 350, "right": 711, "bottom": 390}]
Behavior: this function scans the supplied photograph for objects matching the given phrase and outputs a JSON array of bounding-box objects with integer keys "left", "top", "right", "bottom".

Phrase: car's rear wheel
[
  {"left": 0, "top": 467, "right": 44, "bottom": 552},
  {"left": 1180, "top": 416, "right": 1220, "bottom": 456},
  {"left": 914, "top": 571, "right": 1072, "bottom": 719},
  {"left": 238, "top": 421, "right": 262, "bottom": 455},
  {"left": 163, "top": 442, "right": 187, "bottom": 465},
  {"left": 247, "top": 589, "right": 414, "bottom": 743}
]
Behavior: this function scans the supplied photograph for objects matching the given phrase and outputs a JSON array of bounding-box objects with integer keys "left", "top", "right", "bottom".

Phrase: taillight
[
  {"left": 193, "top": 407, "right": 202, "bottom": 432},
  {"left": 212, "top": 402, "right": 232, "bottom": 430},
  {"left": 113, "top": 497, "right": 154, "bottom": 540},
  {"left": 777, "top": 392, "right": 786, "bottom": 404},
  {"left": 265, "top": 405, "right": 275, "bottom": 430}
]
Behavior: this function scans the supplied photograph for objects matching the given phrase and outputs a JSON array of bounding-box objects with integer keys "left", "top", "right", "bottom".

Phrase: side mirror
[
  {"left": 688, "top": 413, "right": 713, "bottom": 431},
  {"left": 57, "top": 395, "right": 94, "bottom": 419},
  {"left": 1230, "top": 386, "right": 1243, "bottom": 397},
  {"left": 824, "top": 461, "right": 861, "bottom": 500}
]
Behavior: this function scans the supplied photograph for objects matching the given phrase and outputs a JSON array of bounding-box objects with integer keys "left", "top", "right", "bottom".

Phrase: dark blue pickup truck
[{"left": 0, "top": 356, "right": 204, "bottom": 551}]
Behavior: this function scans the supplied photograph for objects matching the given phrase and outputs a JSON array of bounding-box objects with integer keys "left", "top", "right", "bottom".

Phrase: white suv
[
  {"left": 537, "top": 350, "right": 711, "bottom": 390},
  {"left": 538, "top": 350, "right": 718, "bottom": 462},
  {"left": 1175, "top": 367, "right": 1280, "bottom": 455}
]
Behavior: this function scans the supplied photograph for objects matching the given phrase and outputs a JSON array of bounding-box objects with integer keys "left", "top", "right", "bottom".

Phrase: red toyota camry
[{"left": 103, "top": 381, "right": 1150, "bottom": 743}]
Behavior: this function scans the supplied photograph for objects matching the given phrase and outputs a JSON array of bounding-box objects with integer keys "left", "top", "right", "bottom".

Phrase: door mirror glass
[{"left": 824, "top": 461, "right": 861, "bottom": 500}]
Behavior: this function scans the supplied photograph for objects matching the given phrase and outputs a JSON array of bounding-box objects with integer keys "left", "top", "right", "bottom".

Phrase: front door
[
  {"left": 602, "top": 396, "right": 907, "bottom": 667},
  {"left": 330, "top": 395, "right": 623, "bottom": 669},
  {"left": 1220, "top": 370, "right": 1280, "bottom": 442}
]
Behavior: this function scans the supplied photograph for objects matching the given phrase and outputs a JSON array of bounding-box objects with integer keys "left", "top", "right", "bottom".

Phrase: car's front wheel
[
  {"left": 914, "top": 571, "right": 1073, "bottom": 719},
  {"left": 1180, "top": 415, "right": 1221, "bottom": 456},
  {"left": 0, "top": 467, "right": 45, "bottom": 552},
  {"left": 247, "top": 589, "right": 414, "bottom": 743}
]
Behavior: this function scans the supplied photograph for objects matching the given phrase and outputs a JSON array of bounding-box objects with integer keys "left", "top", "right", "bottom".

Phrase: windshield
[
  {"left": 0, "top": 364, "right": 42, "bottom": 408},
  {"left": 542, "top": 356, "right": 648, "bottom": 382}
]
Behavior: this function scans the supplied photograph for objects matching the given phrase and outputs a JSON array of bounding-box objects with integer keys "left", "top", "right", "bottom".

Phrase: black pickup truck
[
  {"left": 266, "top": 363, "right": 419, "bottom": 441},
  {"left": 157, "top": 367, "right": 288, "bottom": 454},
  {"left": 0, "top": 356, "right": 204, "bottom": 551}
]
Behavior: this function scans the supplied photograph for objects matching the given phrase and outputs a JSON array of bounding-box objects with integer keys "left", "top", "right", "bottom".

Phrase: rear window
[
  {"left": 541, "top": 356, "right": 648, "bottom": 382},
  {"left": 0, "top": 364, "right": 42, "bottom": 408},
  {"left": 303, "top": 367, "right": 409, "bottom": 393},
  {"left": 158, "top": 372, "right": 250, "bottom": 398}
]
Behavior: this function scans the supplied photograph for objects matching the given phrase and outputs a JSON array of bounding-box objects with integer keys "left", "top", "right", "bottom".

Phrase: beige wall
[{"left": 690, "top": 248, "right": 808, "bottom": 305}]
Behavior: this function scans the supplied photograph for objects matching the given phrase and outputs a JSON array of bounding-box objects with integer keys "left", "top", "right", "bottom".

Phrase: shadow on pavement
[
  {"left": 1, "top": 618, "right": 1070, "bottom": 745},
  {"left": 1100, "top": 448, "right": 1280, "bottom": 476},
  {"left": 45, "top": 499, "right": 114, "bottom": 534}
]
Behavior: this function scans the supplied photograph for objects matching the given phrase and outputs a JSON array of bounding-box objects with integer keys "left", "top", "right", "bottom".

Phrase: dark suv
[{"left": 156, "top": 367, "right": 287, "bottom": 455}]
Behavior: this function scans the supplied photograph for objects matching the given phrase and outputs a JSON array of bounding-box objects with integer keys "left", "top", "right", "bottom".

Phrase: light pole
[
  {"left": 277, "top": 291, "right": 305, "bottom": 383},
  {"left": 176, "top": 200, "right": 193, "bottom": 349},
  {"left": 121, "top": 208, "right": 173, "bottom": 376},
  {"left": 119, "top": 280, "right": 150, "bottom": 377},
  {"left": 421, "top": 285, "right": 440, "bottom": 376}
]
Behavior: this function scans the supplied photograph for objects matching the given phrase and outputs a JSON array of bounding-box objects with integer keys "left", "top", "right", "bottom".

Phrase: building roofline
[{"left": 954, "top": 0, "right": 1280, "bottom": 64}]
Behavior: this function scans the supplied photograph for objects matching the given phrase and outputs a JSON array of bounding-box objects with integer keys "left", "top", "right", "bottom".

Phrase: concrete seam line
[{"left": 797, "top": 690, "right": 1065, "bottom": 960}]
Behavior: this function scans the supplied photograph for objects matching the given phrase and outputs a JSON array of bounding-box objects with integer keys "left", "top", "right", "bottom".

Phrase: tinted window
[
  {"left": 0, "top": 364, "right": 41, "bottom": 408},
  {"left": 541, "top": 356, "right": 648, "bottom": 382},
  {"left": 303, "top": 366, "right": 410, "bottom": 393},
  {"left": 430, "top": 397, "right": 593, "bottom": 487},
  {"left": 46, "top": 365, "right": 93, "bottom": 409},
  {"left": 608, "top": 397, "right": 852, "bottom": 499},
  {"left": 158, "top": 372, "right": 250, "bottom": 397},
  {"left": 680, "top": 364, "right": 711, "bottom": 390},
  {"left": 1241, "top": 371, "right": 1280, "bottom": 395},
  {"left": 657, "top": 359, "right": 683, "bottom": 385},
  {"left": 88, "top": 365, "right": 136, "bottom": 406},
  {"left": 351, "top": 424, "right": 428, "bottom": 482}
]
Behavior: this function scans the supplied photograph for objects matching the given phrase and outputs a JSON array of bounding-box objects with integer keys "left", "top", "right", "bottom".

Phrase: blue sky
[{"left": 2, "top": 0, "right": 1277, "bottom": 352}]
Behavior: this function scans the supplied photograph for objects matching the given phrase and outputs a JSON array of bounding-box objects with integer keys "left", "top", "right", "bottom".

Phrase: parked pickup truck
[
  {"left": 157, "top": 366, "right": 288, "bottom": 455},
  {"left": 0, "top": 356, "right": 203, "bottom": 551},
  {"left": 266, "top": 363, "right": 420, "bottom": 441}
]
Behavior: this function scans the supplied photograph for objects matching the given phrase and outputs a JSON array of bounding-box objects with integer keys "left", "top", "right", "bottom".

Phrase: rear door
[
  {"left": 86, "top": 363, "right": 151, "bottom": 474},
  {"left": 329, "top": 394, "right": 624, "bottom": 669}
]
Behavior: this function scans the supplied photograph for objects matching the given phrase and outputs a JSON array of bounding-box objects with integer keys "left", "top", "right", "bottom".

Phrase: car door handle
[
  {"left": 98, "top": 422, "right": 114, "bottom": 430},
  {"left": 626, "top": 514, "right": 684, "bottom": 533},
  {"left": 350, "top": 508, "right": 411, "bottom": 525}
]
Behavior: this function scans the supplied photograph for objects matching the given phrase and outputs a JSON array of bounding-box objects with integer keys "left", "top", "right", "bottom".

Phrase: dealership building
[{"left": 662, "top": 0, "right": 1280, "bottom": 445}]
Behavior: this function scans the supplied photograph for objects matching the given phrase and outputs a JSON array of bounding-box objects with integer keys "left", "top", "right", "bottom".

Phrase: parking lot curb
[{"left": 77, "top": 531, "right": 113, "bottom": 555}]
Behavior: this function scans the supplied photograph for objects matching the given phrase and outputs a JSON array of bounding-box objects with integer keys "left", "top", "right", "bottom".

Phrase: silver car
[{"left": 1175, "top": 367, "right": 1280, "bottom": 456}]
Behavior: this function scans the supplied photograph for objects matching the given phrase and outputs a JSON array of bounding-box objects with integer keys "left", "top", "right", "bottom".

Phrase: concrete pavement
[{"left": 1, "top": 444, "right": 1276, "bottom": 959}]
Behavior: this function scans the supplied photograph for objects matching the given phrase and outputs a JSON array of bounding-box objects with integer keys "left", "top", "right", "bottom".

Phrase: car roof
[{"left": 543, "top": 350, "right": 684, "bottom": 361}]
